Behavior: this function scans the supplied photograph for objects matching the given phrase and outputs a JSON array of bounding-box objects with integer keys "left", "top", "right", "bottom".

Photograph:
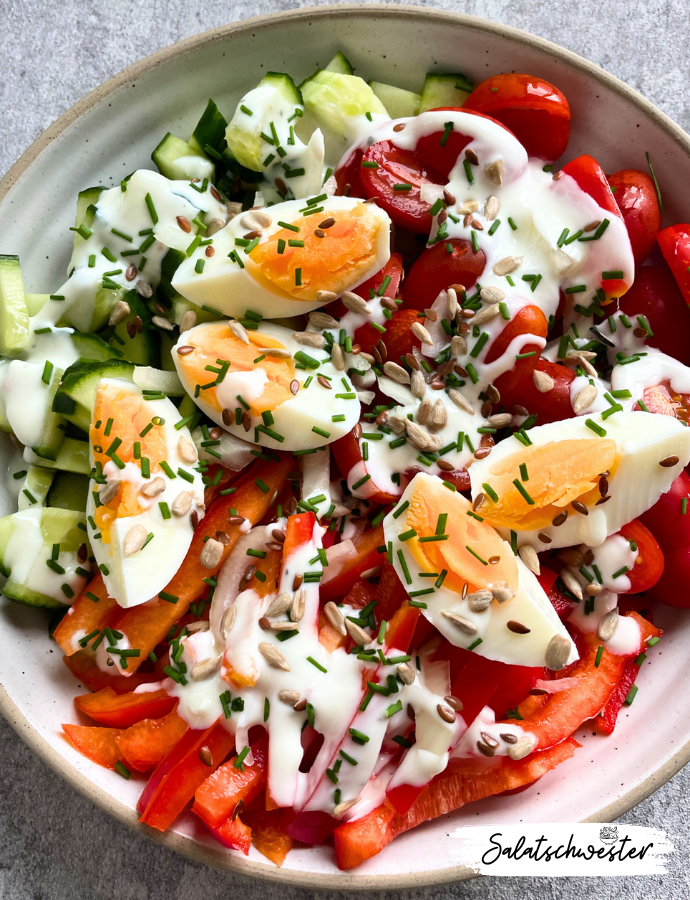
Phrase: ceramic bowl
[{"left": 1, "top": 4, "right": 689, "bottom": 890}]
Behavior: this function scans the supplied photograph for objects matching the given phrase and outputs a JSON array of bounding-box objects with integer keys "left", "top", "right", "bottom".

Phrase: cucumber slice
[
  {"left": 0, "top": 255, "right": 30, "bottom": 355},
  {"left": 45, "top": 471, "right": 89, "bottom": 512},
  {"left": 72, "top": 332, "right": 120, "bottom": 362},
  {"left": 158, "top": 248, "right": 187, "bottom": 304},
  {"left": 52, "top": 359, "right": 135, "bottom": 433},
  {"left": 261, "top": 72, "right": 303, "bottom": 106},
  {"left": 17, "top": 466, "right": 55, "bottom": 511},
  {"left": 25, "top": 438, "right": 90, "bottom": 476},
  {"left": 57, "top": 283, "right": 125, "bottom": 335},
  {"left": 192, "top": 99, "right": 229, "bottom": 159},
  {"left": 151, "top": 133, "right": 214, "bottom": 182},
  {"left": 107, "top": 291, "right": 160, "bottom": 367},
  {"left": 325, "top": 52, "right": 354, "bottom": 75},
  {"left": 301, "top": 70, "right": 389, "bottom": 142},
  {"left": 72, "top": 186, "right": 105, "bottom": 253},
  {"left": 419, "top": 73, "right": 473, "bottom": 113},
  {"left": 132, "top": 366, "right": 184, "bottom": 396},
  {"left": 32, "top": 366, "right": 66, "bottom": 462},
  {"left": 171, "top": 295, "right": 222, "bottom": 327},
  {"left": 25, "top": 293, "right": 49, "bottom": 317},
  {"left": 370, "top": 81, "right": 421, "bottom": 118}
]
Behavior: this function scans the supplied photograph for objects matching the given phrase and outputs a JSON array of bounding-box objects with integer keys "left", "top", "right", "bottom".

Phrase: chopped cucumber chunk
[
  {"left": 45, "top": 471, "right": 89, "bottom": 512},
  {"left": 25, "top": 438, "right": 91, "bottom": 476},
  {"left": 301, "top": 70, "right": 389, "bottom": 143},
  {"left": 151, "top": 133, "right": 214, "bottom": 181},
  {"left": 370, "top": 81, "right": 421, "bottom": 118},
  {"left": 52, "top": 359, "right": 135, "bottom": 433},
  {"left": 0, "top": 255, "right": 30, "bottom": 355},
  {"left": 419, "top": 73, "right": 473, "bottom": 112},
  {"left": 325, "top": 51, "right": 354, "bottom": 75}
]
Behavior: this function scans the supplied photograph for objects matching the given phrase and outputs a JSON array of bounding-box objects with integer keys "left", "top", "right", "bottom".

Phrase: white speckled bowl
[{"left": 1, "top": 4, "right": 689, "bottom": 890}]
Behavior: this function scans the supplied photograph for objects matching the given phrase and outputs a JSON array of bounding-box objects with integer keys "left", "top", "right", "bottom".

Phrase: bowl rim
[{"left": 2, "top": 3, "right": 690, "bottom": 890}]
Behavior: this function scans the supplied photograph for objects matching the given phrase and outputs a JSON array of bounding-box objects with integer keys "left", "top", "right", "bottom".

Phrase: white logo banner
[{"left": 447, "top": 824, "right": 673, "bottom": 876}]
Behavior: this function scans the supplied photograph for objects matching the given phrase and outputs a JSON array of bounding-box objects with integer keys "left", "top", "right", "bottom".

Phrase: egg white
[
  {"left": 171, "top": 196, "right": 391, "bottom": 319},
  {"left": 86, "top": 380, "right": 205, "bottom": 608},
  {"left": 383, "top": 473, "right": 577, "bottom": 668},
  {"left": 173, "top": 321, "right": 361, "bottom": 452},
  {"left": 469, "top": 410, "right": 690, "bottom": 550}
]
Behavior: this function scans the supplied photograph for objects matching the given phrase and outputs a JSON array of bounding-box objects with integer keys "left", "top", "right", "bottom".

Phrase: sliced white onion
[
  {"left": 534, "top": 676, "right": 582, "bottom": 693},
  {"left": 133, "top": 366, "right": 185, "bottom": 396},
  {"left": 192, "top": 427, "right": 256, "bottom": 472},
  {"left": 301, "top": 450, "right": 331, "bottom": 518},
  {"left": 320, "top": 539, "right": 357, "bottom": 585}
]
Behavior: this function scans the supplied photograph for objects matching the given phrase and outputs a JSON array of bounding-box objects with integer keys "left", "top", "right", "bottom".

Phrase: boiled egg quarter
[
  {"left": 383, "top": 473, "right": 577, "bottom": 668},
  {"left": 173, "top": 320, "right": 361, "bottom": 451},
  {"left": 171, "top": 196, "right": 391, "bottom": 319},
  {"left": 86, "top": 379, "right": 205, "bottom": 608},
  {"left": 469, "top": 410, "right": 690, "bottom": 550}
]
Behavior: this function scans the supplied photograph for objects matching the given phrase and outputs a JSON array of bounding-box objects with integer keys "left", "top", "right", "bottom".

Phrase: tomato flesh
[
  {"left": 494, "top": 357, "right": 575, "bottom": 425},
  {"left": 607, "top": 169, "right": 661, "bottom": 265},
  {"left": 403, "top": 239, "right": 485, "bottom": 310},
  {"left": 658, "top": 224, "right": 690, "bottom": 306},
  {"left": 618, "top": 519, "right": 664, "bottom": 593}
]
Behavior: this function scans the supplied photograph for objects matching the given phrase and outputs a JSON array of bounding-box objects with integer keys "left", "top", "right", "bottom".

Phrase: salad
[{"left": 2, "top": 50, "right": 690, "bottom": 871}]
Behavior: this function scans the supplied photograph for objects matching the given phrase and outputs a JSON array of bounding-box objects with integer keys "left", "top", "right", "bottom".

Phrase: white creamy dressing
[{"left": 451, "top": 705, "right": 528, "bottom": 759}]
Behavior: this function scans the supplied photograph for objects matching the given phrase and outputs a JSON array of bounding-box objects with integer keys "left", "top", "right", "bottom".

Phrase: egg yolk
[
  {"left": 176, "top": 323, "right": 296, "bottom": 419},
  {"left": 478, "top": 438, "right": 618, "bottom": 531},
  {"left": 90, "top": 382, "right": 169, "bottom": 543},
  {"left": 251, "top": 204, "right": 384, "bottom": 300},
  {"left": 402, "top": 474, "right": 517, "bottom": 596}
]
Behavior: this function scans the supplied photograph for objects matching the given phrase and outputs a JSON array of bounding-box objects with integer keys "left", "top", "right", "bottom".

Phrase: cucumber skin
[
  {"left": 419, "top": 73, "right": 473, "bottom": 113},
  {"left": 46, "top": 472, "right": 89, "bottom": 512},
  {"left": 3, "top": 580, "right": 65, "bottom": 610}
]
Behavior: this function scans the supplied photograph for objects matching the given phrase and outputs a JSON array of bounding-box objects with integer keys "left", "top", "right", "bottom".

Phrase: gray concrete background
[{"left": 1, "top": 0, "right": 690, "bottom": 896}]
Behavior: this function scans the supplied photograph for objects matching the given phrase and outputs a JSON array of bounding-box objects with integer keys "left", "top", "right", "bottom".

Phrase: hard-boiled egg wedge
[
  {"left": 469, "top": 410, "right": 690, "bottom": 550},
  {"left": 86, "top": 378, "right": 205, "bottom": 608},
  {"left": 171, "top": 196, "right": 391, "bottom": 319},
  {"left": 383, "top": 473, "right": 576, "bottom": 669},
  {"left": 173, "top": 320, "right": 360, "bottom": 451}
]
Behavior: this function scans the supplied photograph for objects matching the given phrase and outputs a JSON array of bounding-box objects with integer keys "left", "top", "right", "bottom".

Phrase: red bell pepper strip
[
  {"left": 112, "top": 455, "right": 292, "bottom": 673},
  {"left": 373, "top": 562, "right": 409, "bottom": 625},
  {"left": 658, "top": 224, "right": 690, "bottom": 305},
  {"left": 63, "top": 650, "right": 159, "bottom": 694},
  {"left": 115, "top": 709, "right": 188, "bottom": 773},
  {"left": 138, "top": 721, "right": 235, "bottom": 831},
  {"left": 74, "top": 687, "right": 176, "bottom": 728},
  {"left": 320, "top": 525, "right": 385, "bottom": 602},
  {"left": 62, "top": 724, "right": 124, "bottom": 769},
  {"left": 537, "top": 566, "right": 573, "bottom": 620},
  {"left": 206, "top": 814, "right": 253, "bottom": 855},
  {"left": 54, "top": 573, "right": 118, "bottom": 657},
  {"left": 334, "top": 738, "right": 579, "bottom": 869},
  {"left": 500, "top": 612, "right": 661, "bottom": 749},
  {"left": 193, "top": 735, "right": 268, "bottom": 828},
  {"left": 331, "top": 431, "right": 399, "bottom": 505},
  {"left": 594, "top": 655, "right": 643, "bottom": 736}
]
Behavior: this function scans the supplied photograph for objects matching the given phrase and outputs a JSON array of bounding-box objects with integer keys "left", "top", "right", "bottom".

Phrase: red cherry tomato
[
  {"left": 494, "top": 357, "right": 575, "bottom": 425},
  {"left": 640, "top": 471, "right": 690, "bottom": 555},
  {"left": 415, "top": 107, "right": 518, "bottom": 178},
  {"left": 334, "top": 148, "right": 366, "bottom": 198},
  {"left": 618, "top": 519, "right": 664, "bottom": 594},
  {"left": 463, "top": 74, "right": 571, "bottom": 161},
  {"left": 560, "top": 155, "right": 622, "bottom": 219},
  {"left": 402, "top": 239, "right": 485, "bottom": 311},
  {"left": 658, "top": 224, "right": 690, "bottom": 305},
  {"left": 376, "top": 307, "right": 421, "bottom": 362},
  {"left": 326, "top": 252, "right": 403, "bottom": 321},
  {"left": 607, "top": 169, "right": 661, "bottom": 265},
  {"left": 484, "top": 305, "right": 547, "bottom": 364},
  {"left": 646, "top": 548, "right": 690, "bottom": 608},
  {"left": 614, "top": 266, "right": 690, "bottom": 365},
  {"left": 359, "top": 140, "right": 445, "bottom": 234}
]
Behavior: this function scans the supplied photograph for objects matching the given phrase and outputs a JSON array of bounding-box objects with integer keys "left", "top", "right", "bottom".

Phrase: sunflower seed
[
  {"left": 98, "top": 479, "right": 122, "bottom": 505},
  {"left": 345, "top": 619, "right": 371, "bottom": 646},
  {"left": 185, "top": 620, "right": 210, "bottom": 635},
  {"left": 124, "top": 524, "right": 148, "bottom": 556},
  {"left": 331, "top": 343, "right": 346, "bottom": 370},
  {"left": 411, "top": 322, "right": 433, "bottom": 345},
  {"left": 472, "top": 303, "right": 500, "bottom": 327},
  {"left": 177, "top": 435, "right": 198, "bottom": 464},
  {"left": 135, "top": 280, "right": 153, "bottom": 298},
  {"left": 585, "top": 582, "right": 603, "bottom": 595},
  {"left": 406, "top": 420, "right": 442, "bottom": 452},
  {"left": 467, "top": 590, "right": 493, "bottom": 612},
  {"left": 484, "top": 159, "right": 504, "bottom": 185},
  {"left": 191, "top": 655, "right": 222, "bottom": 681},
  {"left": 487, "top": 412, "right": 512, "bottom": 428},
  {"left": 200, "top": 538, "right": 224, "bottom": 569},
  {"left": 172, "top": 491, "right": 193, "bottom": 517},
  {"left": 437, "top": 703, "right": 456, "bottom": 723},
  {"left": 441, "top": 609, "right": 478, "bottom": 635},
  {"left": 457, "top": 199, "right": 479, "bottom": 215},
  {"left": 479, "top": 285, "right": 505, "bottom": 304},
  {"left": 427, "top": 400, "right": 448, "bottom": 432},
  {"left": 226, "top": 201, "right": 243, "bottom": 219},
  {"left": 293, "top": 331, "right": 326, "bottom": 349},
  {"left": 383, "top": 361, "right": 411, "bottom": 384},
  {"left": 324, "top": 601, "right": 347, "bottom": 635},
  {"left": 341, "top": 291, "right": 370, "bottom": 315},
  {"left": 566, "top": 350, "right": 597, "bottom": 377},
  {"left": 265, "top": 592, "right": 293, "bottom": 618},
  {"left": 230, "top": 320, "right": 250, "bottom": 344},
  {"left": 279, "top": 689, "right": 301, "bottom": 706},
  {"left": 386, "top": 413, "right": 408, "bottom": 434},
  {"left": 518, "top": 544, "right": 540, "bottom": 575},
  {"left": 573, "top": 384, "right": 598, "bottom": 413},
  {"left": 290, "top": 589, "right": 306, "bottom": 622},
  {"left": 492, "top": 585, "right": 515, "bottom": 604},
  {"left": 316, "top": 290, "right": 338, "bottom": 303},
  {"left": 507, "top": 733, "right": 537, "bottom": 761},
  {"left": 447, "top": 287, "right": 459, "bottom": 318},
  {"left": 108, "top": 300, "right": 131, "bottom": 327},
  {"left": 397, "top": 662, "right": 415, "bottom": 685},
  {"left": 240, "top": 212, "right": 266, "bottom": 231},
  {"left": 493, "top": 255, "right": 523, "bottom": 276},
  {"left": 545, "top": 634, "right": 571, "bottom": 670},
  {"left": 333, "top": 799, "right": 359, "bottom": 818},
  {"left": 178, "top": 310, "right": 197, "bottom": 335},
  {"left": 309, "top": 311, "right": 340, "bottom": 330},
  {"left": 484, "top": 195, "right": 500, "bottom": 220},
  {"left": 597, "top": 607, "right": 619, "bottom": 642},
  {"left": 417, "top": 398, "right": 432, "bottom": 425},
  {"left": 448, "top": 389, "right": 474, "bottom": 415},
  {"left": 410, "top": 369, "right": 426, "bottom": 399},
  {"left": 259, "top": 642, "right": 290, "bottom": 671},
  {"left": 361, "top": 566, "right": 382, "bottom": 579},
  {"left": 139, "top": 477, "right": 166, "bottom": 498},
  {"left": 560, "top": 568, "right": 583, "bottom": 599},
  {"left": 152, "top": 315, "right": 174, "bottom": 331},
  {"left": 206, "top": 218, "right": 226, "bottom": 236}
]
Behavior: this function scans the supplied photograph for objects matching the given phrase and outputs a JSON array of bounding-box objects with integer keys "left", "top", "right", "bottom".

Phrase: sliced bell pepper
[
  {"left": 373, "top": 562, "right": 409, "bottom": 625},
  {"left": 207, "top": 813, "right": 253, "bottom": 855},
  {"left": 658, "top": 224, "right": 690, "bottom": 305},
  {"left": 344, "top": 580, "right": 377, "bottom": 610},
  {"left": 537, "top": 566, "right": 573, "bottom": 620},
  {"left": 320, "top": 525, "right": 384, "bottom": 602},
  {"left": 63, "top": 650, "right": 159, "bottom": 693},
  {"left": 115, "top": 709, "right": 188, "bottom": 772},
  {"left": 318, "top": 611, "right": 347, "bottom": 653},
  {"left": 594, "top": 655, "right": 642, "bottom": 736},
  {"left": 499, "top": 612, "right": 661, "bottom": 749},
  {"left": 75, "top": 687, "right": 176, "bottom": 728},
  {"left": 193, "top": 734, "right": 268, "bottom": 828},
  {"left": 243, "top": 807, "right": 294, "bottom": 866},
  {"left": 54, "top": 574, "right": 118, "bottom": 657},
  {"left": 334, "top": 737, "right": 579, "bottom": 869},
  {"left": 62, "top": 723, "right": 124, "bottom": 769},
  {"left": 331, "top": 431, "right": 400, "bottom": 505},
  {"left": 282, "top": 510, "right": 316, "bottom": 559},
  {"left": 138, "top": 721, "right": 235, "bottom": 831},
  {"left": 113, "top": 455, "right": 292, "bottom": 673}
]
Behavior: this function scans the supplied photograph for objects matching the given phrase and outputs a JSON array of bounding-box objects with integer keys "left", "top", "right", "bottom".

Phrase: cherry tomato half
[
  {"left": 658, "top": 224, "right": 690, "bottom": 305},
  {"left": 377, "top": 307, "right": 421, "bottom": 363},
  {"left": 607, "top": 169, "right": 661, "bottom": 265},
  {"left": 463, "top": 74, "right": 571, "bottom": 161},
  {"left": 560, "top": 155, "right": 622, "bottom": 220},
  {"left": 618, "top": 520, "right": 664, "bottom": 593},
  {"left": 640, "top": 470, "right": 690, "bottom": 555},
  {"left": 334, "top": 148, "right": 366, "bottom": 198},
  {"left": 331, "top": 431, "right": 400, "bottom": 505},
  {"left": 612, "top": 266, "right": 690, "bottom": 365},
  {"left": 402, "top": 239, "right": 485, "bottom": 311},
  {"left": 494, "top": 357, "right": 575, "bottom": 425},
  {"left": 415, "top": 107, "right": 518, "bottom": 178},
  {"left": 359, "top": 140, "right": 445, "bottom": 234},
  {"left": 485, "top": 305, "right": 548, "bottom": 364}
]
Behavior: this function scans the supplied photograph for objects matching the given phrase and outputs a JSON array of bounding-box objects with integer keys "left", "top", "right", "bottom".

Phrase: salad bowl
[{"left": 1, "top": 3, "right": 690, "bottom": 889}]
